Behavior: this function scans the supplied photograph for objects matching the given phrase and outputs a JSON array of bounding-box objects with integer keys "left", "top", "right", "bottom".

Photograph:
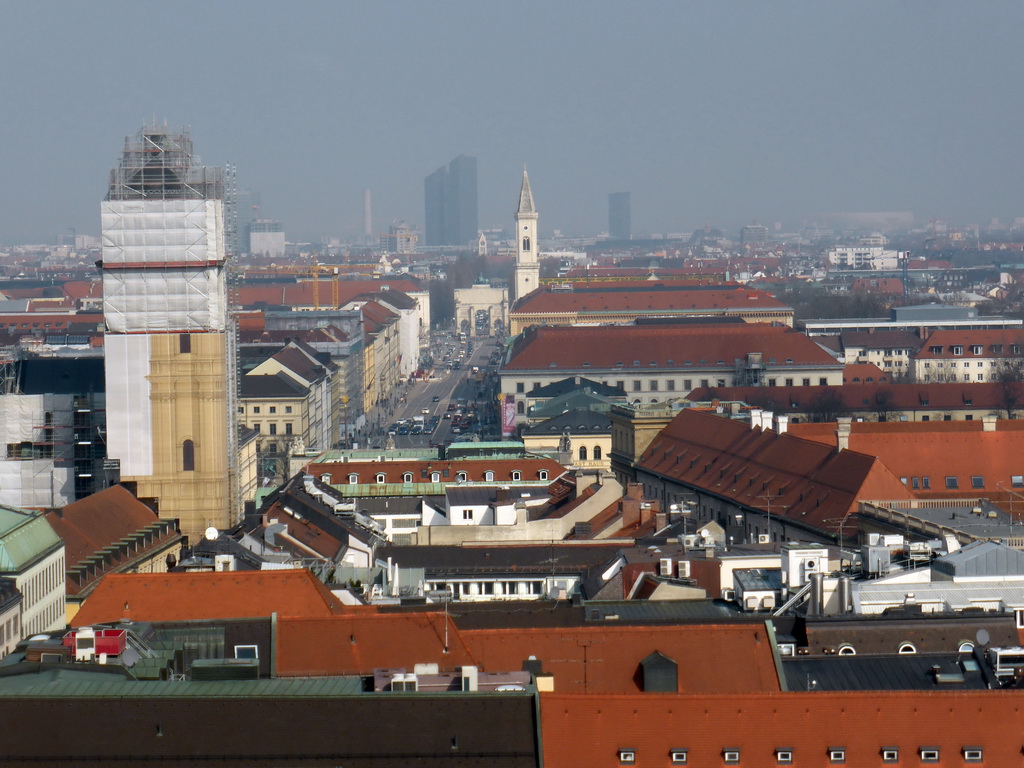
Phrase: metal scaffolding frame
[{"left": 107, "top": 125, "right": 223, "bottom": 202}]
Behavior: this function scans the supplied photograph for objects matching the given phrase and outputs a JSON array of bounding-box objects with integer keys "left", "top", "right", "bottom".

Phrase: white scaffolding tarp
[
  {"left": 104, "top": 335, "right": 153, "bottom": 477},
  {"left": 101, "top": 199, "right": 225, "bottom": 265},
  {"left": 0, "top": 459, "right": 73, "bottom": 508},
  {"left": 103, "top": 268, "right": 226, "bottom": 333},
  {"left": 0, "top": 395, "right": 44, "bottom": 443}
]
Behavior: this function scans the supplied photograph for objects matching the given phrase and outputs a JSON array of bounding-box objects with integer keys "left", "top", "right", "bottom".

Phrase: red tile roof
[
  {"left": 637, "top": 410, "right": 913, "bottom": 536},
  {"left": 46, "top": 486, "right": 162, "bottom": 570},
  {"left": 789, "top": 419, "right": 1024, "bottom": 499},
  {"left": 236, "top": 279, "right": 421, "bottom": 310},
  {"left": 505, "top": 324, "right": 838, "bottom": 371},
  {"left": 541, "top": 691, "right": 1024, "bottom": 767},
  {"left": 512, "top": 283, "right": 789, "bottom": 316},
  {"left": 842, "top": 363, "right": 889, "bottom": 383},
  {"left": 276, "top": 613, "right": 475, "bottom": 677},
  {"left": 71, "top": 569, "right": 346, "bottom": 626},
  {"left": 915, "top": 328, "right": 1024, "bottom": 359},
  {"left": 462, "top": 623, "right": 779, "bottom": 694}
]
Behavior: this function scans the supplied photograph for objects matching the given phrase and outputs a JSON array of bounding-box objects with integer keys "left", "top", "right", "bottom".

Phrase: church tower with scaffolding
[
  {"left": 512, "top": 168, "right": 539, "bottom": 307},
  {"left": 100, "top": 125, "right": 234, "bottom": 540}
]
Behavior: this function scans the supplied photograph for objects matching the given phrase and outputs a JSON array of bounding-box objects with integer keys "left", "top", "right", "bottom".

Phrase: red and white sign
[{"left": 501, "top": 394, "right": 517, "bottom": 437}]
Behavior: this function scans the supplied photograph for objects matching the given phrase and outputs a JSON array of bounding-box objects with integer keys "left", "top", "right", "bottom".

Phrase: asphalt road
[{"left": 377, "top": 338, "right": 500, "bottom": 450}]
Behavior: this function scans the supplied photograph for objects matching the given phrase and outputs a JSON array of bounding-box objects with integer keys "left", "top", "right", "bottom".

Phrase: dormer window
[
  {"left": 539, "top": 470, "right": 549, "bottom": 481},
  {"left": 723, "top": 749, "right": 741, "bottom": 764},
  {"left": 430, "top": 472, "right": 440, "bottom": 482},
  {"left": 403, "top": 472, "right": 413, "bottom": 483},
  {"left": 963, "top": 747, "right": 983, "bottom": 762},
  {"left": 669, "top": 749, "right": 688, "bottom": 765},
  {"left": 881, "top": 747, "right": 899, "bottom": 763},
  {"left": 775, "top": 749, "right": 793, "bottom": 764},
  {"left": 484, "top": 470, "right": 495, "bottom": 482},
  {"left": 511, "top": 470, "right": 522, "bottom": 481},
  {"left": 375, "top": 473, "right": 386, "bottom": 484},
  {"left": 828, "top": 747, "right": 846, "bottom": 763},
  {"left": 919, "top": 747, "right": 939, "bottom": 762},
  {"left": 320, "top": 473, "right": 332, "bottom": 484},
  {"left": 456, "top": 471, "right": 467, "bottom": 482},
  {"left": 348, "top": 473, "right": 358, "bottom": 485},
  {"left": 618, "top": 749, "right": 636, "bottom": 764}
]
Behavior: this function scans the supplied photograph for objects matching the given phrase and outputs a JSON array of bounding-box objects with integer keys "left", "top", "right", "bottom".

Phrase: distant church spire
[{"left": 517, "top": 167, "right": 536, "bottom": 216}]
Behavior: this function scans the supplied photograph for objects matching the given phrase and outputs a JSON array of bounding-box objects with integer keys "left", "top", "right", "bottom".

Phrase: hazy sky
[{"left": 2, "top": 1, "right": 1023, "bottom": 244}]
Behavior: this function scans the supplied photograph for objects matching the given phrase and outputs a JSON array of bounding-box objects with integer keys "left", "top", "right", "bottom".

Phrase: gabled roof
[
  {"left": 504, "top": 323, "right": 838, "bottom": 372},
  {"left": 512, "top": 283, "right": 790, "bottom": 316},
  {"left": 526, "top": 376, "right": 626, "bottom": 399},
  {"left": 45, "top": 486, "right": 167, "bottom": 570},
  {"left": 524, "top": 409, "right": 611, "bottom": 435},
  {"left": 932, "top": 540, "right": 1024, "bottom": 578},
  {"left": 789, "top": 419, "right": 1024, "bottom": 498},
  {"left": 914, "top": 328, "right": 1024, "bottom": 359},
  {"left": 241, "top": 370, "right": 309, "bottom": 399},
  {"left": 637, "top": 410, "right": 913, "bottom": 536},
  {"left": 70, "top": 570, "right": 346, "bottom": 626},
  {"left": 235, "top": 279, "right": 422, "bottom": 310}
]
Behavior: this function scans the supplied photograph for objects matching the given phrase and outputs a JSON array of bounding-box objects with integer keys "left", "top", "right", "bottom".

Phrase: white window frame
[
  {"left": 234, "top": 644, "right": 258, "bottom": 660},
  {"left": 829, "top": 747, "right": 846, "bottom": 763},
  {"left": 375, "top": 473, "right": 386, "bottom": 484},
  {"left": 539, "top": 470, "right": 549, "bottom": 480},
  {"left": 724, "top": 749, "right": 741, "bottom": 764},
  {"left": 898, "top": 642, "right": 917, "bottom": 655},
  {"left": 775, "top": 749, "right": 793, "bottom": 764},
  {"left": 963, "top": 747, "right": 983, "bottom": 762},
  {"left": 403, "top": 472, "right": 413, "bottom": 483},
  {"left": 669, "top": 749, "right": 688, "bottom": 765},
  {"left": 881, "top": 747, "right": 899, "bottom": 763},
  {"left": 617, "top": 749, "right": 636, "bottom": 764},
  {"left": 348, "top": 473, "right": 358, "bottom": 485},
  {"left": 511, "top": 470, "right": 522, "bottom": 481},
  {"left": 920, "top": 748, "right": 939, "bottom": 762}
]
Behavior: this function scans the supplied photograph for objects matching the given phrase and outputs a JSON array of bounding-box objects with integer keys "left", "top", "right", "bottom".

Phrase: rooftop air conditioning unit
[
  {"left": 758, "top": 534, "right": 770, "bottom": 544},
  {"left": 659, "top": 558, "right": 674, "bottom": 577},
  {"left": 677, "top": 561, "right": 691, "bottom": 578}
]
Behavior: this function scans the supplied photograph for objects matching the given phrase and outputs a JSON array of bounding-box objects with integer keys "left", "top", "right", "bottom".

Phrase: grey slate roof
[
  {"left": 782, "top": 652, "right": 991, "bottom": 691},
  {"left": 932, "top": 540, "right": 1024, "bottom": 579},
  {"left": 524, "top": 408, "right": 611, "bottom": 435},
  {"left": 526, "top": 376, "right": 626, "bottom": 399}
]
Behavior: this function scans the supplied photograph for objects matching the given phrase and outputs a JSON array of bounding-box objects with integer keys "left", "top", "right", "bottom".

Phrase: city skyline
[{"left": 2, "top": 2, "right": 1024, "bottom": 244}]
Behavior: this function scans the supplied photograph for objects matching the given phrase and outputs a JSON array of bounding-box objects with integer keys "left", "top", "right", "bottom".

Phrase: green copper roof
[{"left": 0, "top": 506, "right": 61, "bottom": 573}]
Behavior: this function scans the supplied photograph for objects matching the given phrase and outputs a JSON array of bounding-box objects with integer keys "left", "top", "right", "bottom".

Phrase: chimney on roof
[
  {"left": 983, "top": 414, "right": 997, "bottom": 432},
  {"left": 750, "top": 408, "right": 763, "bottom": 430},
  {"left": 622, "top": 484, "right": 643, "bottom": 528},
  {"left": 836, "top": 417, "right": 853, "bottom": 452},
  {"left": 761, "top": 410, "right": 774, "bottom": 430},
  {"left": 775, "top": 414, "right": 789, "bottom": 435}
]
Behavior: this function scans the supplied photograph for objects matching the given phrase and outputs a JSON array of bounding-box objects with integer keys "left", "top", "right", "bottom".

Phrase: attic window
[
  {"left": 828, "top": 747, "right": 846, "bottom": 763},
  {"left": 633, "top": 360, "right": 641, "bottom": 366},
  {"left": 775, "top": 749, "right": 793, "bottom": 764},
  {"left": 669, "top": 749, "right": 688, "bottom": 764},
  {"left": 785, "top": 358, "right": 794, "bottom": 364},
  {"left": 582, "top": 362, "right": 591, "bottom": 367},
  {"left": 898, "top": 642, "right": 917, "bottom": 655},
  {"left": 320, "top": 473, "right": 332, "bottom": 484},
  {"left": 723, "top": 749, "right": 741, "bottom": 764},
  {"left": 539, "top": 470, "right": 549, "bottom": 481},
  {"left": 963, "top": 747, "right": 983, "bottom": 762},
  {"left": 1013, "top": 475, "right": 1024, "bottom": 488},
  {"left": 348, "top": 473, "right": 358, "bottom": 485},
  {"left": 375, "top": 473, "right": 386, "bottom": 484},
  {"left": 616, "top": 361, "right": 624, "bottom": 367},
  {"left": 403, "top": 472, "right": 414, "bottom": 483},
  {"left": 234, "top": 644, "right": 258, "bottom": 660},
  {"left": 971, "top": 476, "right": 984, "bottom": 489},
  {"left": 431, "top": 472, "right": 440, "bottom": 482},
  {"left": 945, "top": 477, "right": 959, "bottom": 490},
  {"left": 838, "top": 644, "right": 856, "bottom": 656},
  {"left": 549, "top": 362, "right": 557, "bottom": 368},
  {"left": 919, "top": 748, "right": 939, "bottom": 762},
  {"left": 881, "top": 747, "right": 899, "bottom": 763},
  {"left": 618, "top": 749, "right": 636, "bottom": 764},
  {"left": 511, "top": 470, "right": 522, "bottom": 481},
  {"left": 650, "top": 361, "right": 657, "bottom": 367},
  {"left": 484, "top": 471, "right": 495, "bottom": 482},
  {"left": 456, "top": 471, "right": 467, "bottom": 482}
]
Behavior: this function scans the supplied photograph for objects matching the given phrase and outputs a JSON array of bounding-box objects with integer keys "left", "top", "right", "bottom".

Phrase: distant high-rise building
[
  {"left": 740, "top": 223, "right": 770, "bottom": 244},
  {"left": 424, "top": 165, "right": 447, "bottom": 246},
  {"left": 424, "top": 155, "right": 478, "bottom": 246},
  {"left": 100, "top": 125, "right": 235, "bottom": 541},
  {"left": 247, "top": 219, "right": 286, "bottom": 258},
  {"left": 363, "top": 188, "right": 373, "bottom": 240},
  {"left": 608, "top": 192, "right": 631, "bottom": 241}
]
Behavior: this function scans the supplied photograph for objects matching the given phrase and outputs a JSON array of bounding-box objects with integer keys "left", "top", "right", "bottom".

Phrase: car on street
[{"left": 432, "top": 395, "right": 440, "bottom": 402}]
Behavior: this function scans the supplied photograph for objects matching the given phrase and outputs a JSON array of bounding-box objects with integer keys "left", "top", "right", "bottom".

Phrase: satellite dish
[
  {"left": 204, "top": 526, "right": 218, "bottom": 541},
  {"left": 976, "top": 629, "right": 991, "bottom": 647}
]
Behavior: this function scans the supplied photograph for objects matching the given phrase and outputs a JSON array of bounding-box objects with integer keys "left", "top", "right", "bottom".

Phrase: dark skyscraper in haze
[
  {"left": 424, "top": 155, "right": 478, "bottom": 246},
  {"left": 608, "top": 191, "right": 631, "bottom": 241}
]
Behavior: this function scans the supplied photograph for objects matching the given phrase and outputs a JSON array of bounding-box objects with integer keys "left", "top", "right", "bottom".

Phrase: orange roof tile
[
  {"left": 71, "top": 569, "right": 346, "bottom": 626},
  {"left": 462, "top": 623, "right": 779, "bottom": 695},
  {"left": 276, "top": 613, "right": 475, "bottom": 677},
  {"left": 789, "top": 419, "right": 1024, "bottom": 498},
  {"left": 542, "top": 691, "right": 1024, "bottom": 767},
  {"left": 512, "top": 283, "right": 789, "bottom": 316},
  {"left": 505, "top": 324, "right": 836, "bottom": 372}
]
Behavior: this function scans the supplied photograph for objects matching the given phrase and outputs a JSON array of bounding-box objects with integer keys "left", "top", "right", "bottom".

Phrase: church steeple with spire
[{"left": 513, "top": 167, "right": 539, "bottom": 305}]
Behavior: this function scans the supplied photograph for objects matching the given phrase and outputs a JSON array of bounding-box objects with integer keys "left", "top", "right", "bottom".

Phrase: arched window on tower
[
  {"left": 579, "top": 445, "right": 588, "bottom": 461},
  {"left": 182, "top": 440, "right": 195, "bottom": 472},
  {"left": 522, "top": 236, "right": 531, "bottom": 252}
]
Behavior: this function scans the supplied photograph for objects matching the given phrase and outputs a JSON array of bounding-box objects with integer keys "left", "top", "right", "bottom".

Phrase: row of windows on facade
[
  {"left": 924, "top": 360, "right": 1000, "bottom": 369},
  {"left": 334, "top": 469, "right": 550, "bottom": 484},
  {"left": 928, "top": 343, "right": 1023, "bottom": 356},
  {"left": 515, "top": 377, "right": 831, "bottom": 395},
  {"left": 24, "top": 557, "right": 64, "bottom": 609},
  {"left": 245, "top": 405, "right": 294, "bottom": 415},
  {"left": 426, "top": 580, "right": 545, "bottom": 596},
  {"left": 1, "top": 613, "right": 19, "bottom": 646},
  {"left": 902, "top": 474, "right": 1024, "bottom": 491},
  {"left": 618, "top": 744, "right": 982, "bottom": 765},
  {"left": 251, "top": 422, "right": 294, "bottom": 435},
  {"left": 822, "top": 641, "right": 975, "bottom": 656}
]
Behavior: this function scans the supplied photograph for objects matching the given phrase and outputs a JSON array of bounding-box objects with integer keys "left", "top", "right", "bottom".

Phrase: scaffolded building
[{"left": 101, "top": 126, "right": 235, "bottom": 540}]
